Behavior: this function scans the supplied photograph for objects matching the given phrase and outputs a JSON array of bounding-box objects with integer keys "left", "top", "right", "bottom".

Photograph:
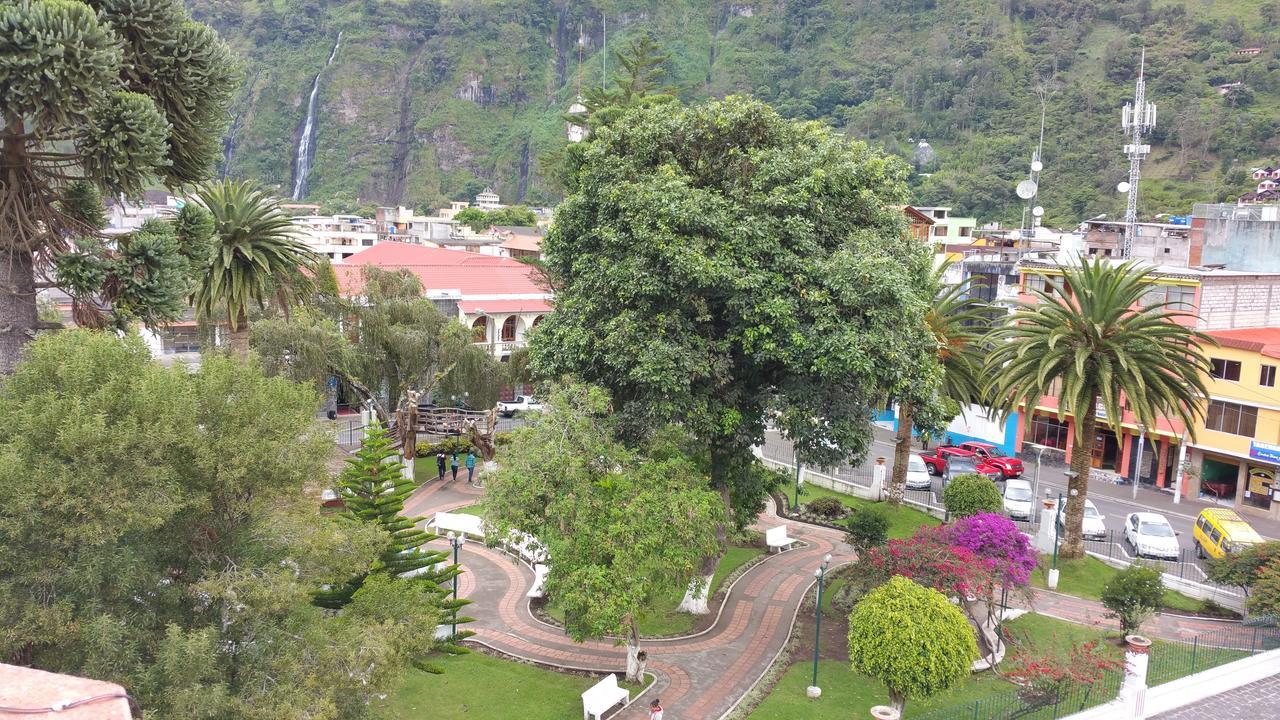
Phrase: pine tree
[{"left": 315, "top": 422, "right": 474, "bottom": 661}]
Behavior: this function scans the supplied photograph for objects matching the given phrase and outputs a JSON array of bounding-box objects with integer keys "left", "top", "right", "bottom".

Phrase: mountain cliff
[{"left": 191, "top": 0, "right": 1280, "bottom": 224}]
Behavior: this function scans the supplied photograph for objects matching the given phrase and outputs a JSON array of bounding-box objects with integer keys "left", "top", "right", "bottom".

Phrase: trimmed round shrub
[
  {"left": 942, "top": 473, "right": 1003, "bottom": 518},
  {"left": 845, "top": 505, "right": 890, "bottom": 553},
  {"left": 806, "top": 495, "right": 847, "bottom": 518},
  {"left": 1101, "top": 563, "right": 1164, "bottom": 634}
]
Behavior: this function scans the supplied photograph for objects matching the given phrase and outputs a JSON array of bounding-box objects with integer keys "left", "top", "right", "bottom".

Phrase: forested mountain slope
[{"left": 191, "top": 0, "right": 1280, "bottom": 223}]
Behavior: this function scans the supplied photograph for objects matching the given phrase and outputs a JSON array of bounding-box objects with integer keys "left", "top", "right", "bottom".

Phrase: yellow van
[{"left": 1193, "top": 508, "right": 1264, "bottom": 559}]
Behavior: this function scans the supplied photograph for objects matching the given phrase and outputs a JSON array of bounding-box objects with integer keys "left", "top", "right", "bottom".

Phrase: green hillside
[{"left": 191, "top": 0, "right": 1280, "bottom": 224}]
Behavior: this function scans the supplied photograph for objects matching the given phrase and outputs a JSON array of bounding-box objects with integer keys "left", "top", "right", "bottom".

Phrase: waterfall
[{"left": 292, "top": 32, "right": 342, "bottom": 200}]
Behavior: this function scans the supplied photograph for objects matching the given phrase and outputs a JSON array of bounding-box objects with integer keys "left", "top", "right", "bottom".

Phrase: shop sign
[
  {"left": 1249, "top": 440, "right": 1280, "bottom": 464},
  {"left": 1247, "top": 466, "right": 1274, "bottom": 497}
]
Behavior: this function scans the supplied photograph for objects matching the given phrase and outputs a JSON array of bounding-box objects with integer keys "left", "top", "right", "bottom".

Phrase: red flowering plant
[
  {"left": 1003, "top": 637, "right": 1123, "bottom": 708},
  {"left": 861, "top": 525, "right": 996, "bottom": 599}
]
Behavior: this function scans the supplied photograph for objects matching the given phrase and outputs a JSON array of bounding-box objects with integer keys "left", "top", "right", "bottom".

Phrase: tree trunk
[
  {"left": 888, "top": 401, "right": 914, "bottom": 505},
  {"left": 1060, "top": 403, "right": 1098, "bottom": 560},
  {"left": 0, "top": 249, "right": 37, "bottom": 374},
  {"left": 625, "top": 619, "right": 647, "bottom": 683},
  {"left": 677, "top": 574, "right": 714, "bottom": 615},
  {"left": 890, "top": 688, "right": 906, "bottom": 714},
  {"left": 227, "top": 309, "right": 250, "bottom": 360}
]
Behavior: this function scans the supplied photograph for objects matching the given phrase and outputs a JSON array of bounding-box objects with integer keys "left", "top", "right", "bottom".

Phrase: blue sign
[{"left": 1249, "top": 440, "right": 1280, "bottom": 464}]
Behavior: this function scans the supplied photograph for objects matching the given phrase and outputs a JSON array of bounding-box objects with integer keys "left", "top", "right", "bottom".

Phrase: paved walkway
[
  {"left": 1152, "top": 672, "right": 1280, "bottom": 719},
  {"left": 402, "top": 477, "right": 1245, "bottom": 718}
]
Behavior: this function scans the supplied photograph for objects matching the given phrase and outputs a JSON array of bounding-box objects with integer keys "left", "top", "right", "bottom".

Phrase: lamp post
[
  {"left": 1132, "top": 425, "right": 1146, "bottom": 500},
  {"left": 447, "top": 531, "right": 466, "bottom": 635},
  {"left": 806, "top": 553, "right": 833, "bottom": 699},
  {"left": 1028, "top": 444, "right": 1049, "bottom": 504}
]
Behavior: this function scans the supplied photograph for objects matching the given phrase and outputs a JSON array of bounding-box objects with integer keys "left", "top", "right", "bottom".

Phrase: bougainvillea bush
[
  {"left": 862, "top": 525, "right": 996, "bottom": 598},
  {"left": 948, "top": 512, "right": 1038, "bottom": 587}
]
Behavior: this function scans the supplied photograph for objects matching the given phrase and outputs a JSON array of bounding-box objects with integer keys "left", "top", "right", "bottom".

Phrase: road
[{"left": 761, "top": 426, "right": 1278, "bottom": 583}]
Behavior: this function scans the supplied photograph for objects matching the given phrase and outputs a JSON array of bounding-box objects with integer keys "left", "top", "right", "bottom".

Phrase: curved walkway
[{"left": 403, "top": 478, "right": 1243, "bottom": 719}]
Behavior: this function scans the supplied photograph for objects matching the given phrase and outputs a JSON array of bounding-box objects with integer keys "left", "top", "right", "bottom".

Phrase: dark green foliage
[
  {"left": 807, "top": 496, "right": 847, "bottom": 519},
  {"left": 846, "top": 506, "right": 890, "bottom": 553},
  {"left": 454, "top": 205, "right": 538, "bottom": 233},
  {"left": 1101, "top": 564, "right": 1164, "bottom": 634},
  {"left": 942, "top": 473, "right": 1004, "bottom": 518},
  {"left": 414, "top": 436, "right": 477, "bottom": 458}
]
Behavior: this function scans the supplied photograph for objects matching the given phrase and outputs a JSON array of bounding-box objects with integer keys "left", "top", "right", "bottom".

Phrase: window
[
  {"left": 933, "top": 226, "right": 947, "bottom": 237},
  {"left": 1210, "top": 358, "right": 1242, "bottom": 381},
  {"left": 1262, "top": 365, "right": 1277, "bottom": 387},
  {"left": 1024, "top": 274, "right": 1047, "bottom": 293},
  {"left": 1104, "top": 249, "right": 1113, "bottom": 257},
  {"left": 1205, "top": 399, "right": 1258, "bottom": 437},
  {"left": 1167, "top": 285, "right": 1195, "bottom": 311},
  {"left": 471, "top": 317, "right": 487, "bottom": 342},
  {"left": 500, "top": 315, "right": 518, "bottom": 342},
  {"left": 1030, "top": 415, "right": 1070, "bottom": 449}
]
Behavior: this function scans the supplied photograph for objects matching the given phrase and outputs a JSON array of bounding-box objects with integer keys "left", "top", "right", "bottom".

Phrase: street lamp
[
  {"left": 1132, "top": 425, "right": 1147, "bottom": 500},
  {"left": 447, "top": 531, "right": 466, "bottom": 636},
  {"left": 806, "top": 553, "right": 833, "bottom": 699},
  {"left": 1027, "top": 443, "right": 1050, "bottom": 504}
]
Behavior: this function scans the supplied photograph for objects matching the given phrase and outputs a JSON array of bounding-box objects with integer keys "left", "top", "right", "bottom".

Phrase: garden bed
[{"left": 772, "top": 487, "right": 940, "bottom": 540}]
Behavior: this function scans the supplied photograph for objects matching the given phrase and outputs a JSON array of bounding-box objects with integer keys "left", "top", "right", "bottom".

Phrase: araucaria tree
[
  {"left": 0, "top": 0, "right": 236, "bottom": 372},
  {"left": 532, "top": 96, "right": 937, "bottom": 562},
  {"left": 193, "top": 179, "right": 319, "bottom": 358},
  {"left": 483, "top": 385, "right": 723, "bottom": 682},
  {"left": 889, "top": 260, "right": 986, "bottom": 504},
  {"left": 848, "top": 576, "right": 977, "bottom": 713},
  {"left": 987, "top": 260, "right": 1211, "bottom": 559}
]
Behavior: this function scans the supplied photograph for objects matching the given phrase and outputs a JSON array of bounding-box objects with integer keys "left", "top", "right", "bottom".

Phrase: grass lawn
[
  {"left": 796, "top": 485, "right": 940, "bottom": 539},
  {"left": 1030, "top": 555, "right": 1205, "bottom": 613},
  {"left": 546, "top": 544, "right": 764, "bottom": 637},
  {"left": 453, "top": 504, "right": 484, "bottom": 517},
  {"left": 748, "top": 612, "right": 1239, "bottom": 719},
  {"left": 383, "top": 651, "right": 597, "bottom": 720}
]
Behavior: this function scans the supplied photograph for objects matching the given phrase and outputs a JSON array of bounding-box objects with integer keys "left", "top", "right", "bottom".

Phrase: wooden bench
[
  {"left": 526, "top": 563, "right": 550, "bottom": 599},
  {"left": 765, "top": 525, "right": 796, "bottom": 553},
  {"left": 428, "top": 511, "right": 485, "bottom": 539},
  {"left": 581, "top": 673, "right": 629, "bottom": 720}
]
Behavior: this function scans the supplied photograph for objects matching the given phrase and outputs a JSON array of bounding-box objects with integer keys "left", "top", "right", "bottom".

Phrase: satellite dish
[
  {"left": 1117, "top": 181, "right": 1131, "bottom": 193},
  {"left": 1031, "top": 160, "right": 1044, "bottom": 172},
  {"left": 1016, "top": 180, "right": 1038, "bottom": 200},
  {"left": 1032, "top": 206, "right": 1045, "bottom": 217}
]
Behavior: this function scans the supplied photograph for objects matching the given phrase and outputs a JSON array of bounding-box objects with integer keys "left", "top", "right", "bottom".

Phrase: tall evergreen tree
[{"left": 315, "top": 422, "right": 473, "bottom": 660}]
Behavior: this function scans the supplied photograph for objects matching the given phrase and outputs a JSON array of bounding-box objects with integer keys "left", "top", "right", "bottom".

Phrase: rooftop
[
  {"left": 333, "top": 242, "right": 548, "bottom": 298},
  {"left": 1019, "top": 254, "right": 1280, "bottom": 280},
  {"left": 1205, "top": 327, "right": 1280, "bottom": 360}
]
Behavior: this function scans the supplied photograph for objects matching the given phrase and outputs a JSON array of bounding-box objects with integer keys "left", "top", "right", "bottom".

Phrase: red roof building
[{"left": 334, "top": 242, "right": 552, "bottom": 359}]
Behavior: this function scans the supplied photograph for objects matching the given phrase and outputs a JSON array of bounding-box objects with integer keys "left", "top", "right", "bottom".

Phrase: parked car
[
  {"left": 920, "top": 447, "right": 1002, "bottom": 479},
  {"left": 497, "top": 395, "right": 543, "bottom": 417},
  {"left": 1052, "top": 498, "right": 1107, "bottom": 541},
  {"left": 1002, "top": 479, "right": 1034, "bottom": 520},
  {"left": 941, "top": 453, "right": 1003, "bottom": 487},
  {"left": 953, "top": 441, "right": 1024, "bottom": 478},
  {"left": 1193, "top": 508, "right": 1263, "bottom": 559},
  {"left": 905, "top": 454, "right": 932, "bottom": 490},
  {"left": 1123, "top": 512, "right": 1180, "bottom": 560}
]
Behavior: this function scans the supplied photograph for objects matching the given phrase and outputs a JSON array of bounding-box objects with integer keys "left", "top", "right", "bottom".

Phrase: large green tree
[
  {"left": 483, "top": 385, "right": 723, "bottom": 682},
  {"left": 532, "top": 96, "right": 937, "bottom": 549},
  {"left": 0, "top": 0, "right": 236, "bottom": 372},
  {"left": 986, "top": 260, "right": 1212, "bottom": 559},
  {"left": 0, "top": 330, "right": 437, "bottom": 718},
  {"left": 193, "top": 179, "right": 319, "bottom": 358},
  {"left": 888, "top": 259, "right": 987, "bottom": 504}
]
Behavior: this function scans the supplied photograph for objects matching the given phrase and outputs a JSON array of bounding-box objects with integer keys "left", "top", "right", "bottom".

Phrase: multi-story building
[
  {"left": 913, "top": 206, "right": 977, "bottom": 247},
  {"left": 1191, "top": 203, "right": 1280, "bottom": 271},
  {"left": 291, "top": 214, "right": 380, "bottom": 260},
  {"left": 373, "top": 206, "right": 453, "bottom": 245},
  {"left": 104, "top": 190, "right": 180, "bottom": 235},
  {"left": 1081, "top": 218, "right": 1192, "bottom": 265}
]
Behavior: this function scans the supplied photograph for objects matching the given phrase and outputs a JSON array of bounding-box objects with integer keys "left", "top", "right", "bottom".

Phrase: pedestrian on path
[
  {"left": 649, "top": 698, "right": 663, "bottom": 720},
  {"left": 465, "top": 451, "right": 476, "bottom": 484},
  {"left": 450, "top": 450, "right": 460, "bottom": 482},
  {"left": 436, "top": 450, "right": 446, "bottom": 481}
]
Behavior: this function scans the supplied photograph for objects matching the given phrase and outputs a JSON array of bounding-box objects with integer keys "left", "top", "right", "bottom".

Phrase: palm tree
[
  {"left": 986, "top": 259, "right": 1212, "bottom": 559},
  {"left": 193, "top": 180, "right": 318, "bottom": 358},
  {"left": 888, "top": 260, "right": 987, "bottom": 504}
]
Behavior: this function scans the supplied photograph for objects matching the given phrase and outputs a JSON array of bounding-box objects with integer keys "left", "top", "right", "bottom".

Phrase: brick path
[
  {"left": 404, "top": 477, "right": 1245, "bottom": 719},
  {"left": 1151, "top": 672, "right": 1280, "bottom": 719}
]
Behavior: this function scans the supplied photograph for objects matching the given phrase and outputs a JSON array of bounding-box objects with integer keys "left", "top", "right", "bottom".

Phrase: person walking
[
  {"left": 465, "top": 451, "right": 477, "bottom": 485},
  {"left": 435, "top": 450, "right": 446, "bottom": 481},
  {"left": 648, "top": 698, "right": 663, "bottom": 720},
  {"left": 450, "top": 449, "right": 460, "bottom": 482}
]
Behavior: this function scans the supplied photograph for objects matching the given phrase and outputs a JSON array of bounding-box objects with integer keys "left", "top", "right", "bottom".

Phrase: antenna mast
[
  {"left": 1017, "top": 94, "right": 1049, "bottom": 250},
  {"left": 1121, "top": 49, "right": 1156, "bottom": 258}
]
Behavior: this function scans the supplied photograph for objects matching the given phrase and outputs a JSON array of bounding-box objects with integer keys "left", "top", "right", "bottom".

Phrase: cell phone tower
[{"left": 1120, "top": 48, "right": 1156, "bottom": 258}]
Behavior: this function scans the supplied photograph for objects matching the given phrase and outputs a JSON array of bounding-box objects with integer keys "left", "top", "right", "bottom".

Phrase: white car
[
  {"left": 497, "top": 395, "right": 543, "bottom": 417},
  {"left": 1002, "top": 479, "right": 1034, "bottom": 520},
  {"left": 1123, "top": 512, "right": 1180, "bottom": 560},
  {"left": 1051, "top": 498, "right": 1108, "bottom": 541},
  {"left": 905, "top": 454, "right": 932, "bottom": 490}
]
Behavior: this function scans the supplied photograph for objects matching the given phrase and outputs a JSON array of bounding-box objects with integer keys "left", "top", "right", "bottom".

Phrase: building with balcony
[
  {"left": 1081, "top": 218, "right": 1192, "bottom": 266},
  {"left": 291, "top": 214, "right": 381, "bottom": 260},
  {"left": 913, "top": 206, "right": 977, "bottom": 247},
  {"left": 333, "top": 242, "right": 551, "bottom": 361}
]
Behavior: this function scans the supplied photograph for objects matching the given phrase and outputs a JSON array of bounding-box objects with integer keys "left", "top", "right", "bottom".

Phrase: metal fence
[
  {"left": 910, "top": 667, "right": 1123, "bottom": 720},
  {"left": 1146, "top": 625, "right": 1280, "bottom": 687}
]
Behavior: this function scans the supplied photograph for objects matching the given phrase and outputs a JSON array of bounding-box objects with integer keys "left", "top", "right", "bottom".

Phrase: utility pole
[{"left": 1120, "top": 49, "right": 1156, "bottom": 259}]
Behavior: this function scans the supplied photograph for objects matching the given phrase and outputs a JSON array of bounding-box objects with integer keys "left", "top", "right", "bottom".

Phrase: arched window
[
  {"left": 471, "top": 316, "right": 487, "bottom": 343},
  {"left": 532, "top": 314, "right": 545, "bottom": 328},
  {"left": 501, "top": 315, "right": 518, "bottom": 342}
]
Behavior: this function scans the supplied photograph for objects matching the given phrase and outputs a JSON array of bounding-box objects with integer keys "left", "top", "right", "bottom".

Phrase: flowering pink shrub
[
  {"left": 863, "top": 525, "right": 993, "bottom": 597},
  {"left": 948, "top": 512, "right": 1038, "bottom": 586}
]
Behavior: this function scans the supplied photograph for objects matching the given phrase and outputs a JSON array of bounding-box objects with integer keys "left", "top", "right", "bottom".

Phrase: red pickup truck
[{"left": 923, "top": 441, "right": 1024, "bottom": 478}]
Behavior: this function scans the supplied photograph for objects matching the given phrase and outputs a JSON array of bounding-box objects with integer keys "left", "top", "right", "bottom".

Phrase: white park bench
[
  {"left": 581, "top": 673, "right": 629, "bottom": 720},
  {"left": 526, "top": 563, "right": 550, "bottom": 599},
  {"left": 428, "top": 511, "right": 485, "bottom": 539},
  {"left": 505, "top": 529, "right": 549, "bottom": 567},
  {"left": 765, "top": 525, "right": 796, "bottom": 553}
]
